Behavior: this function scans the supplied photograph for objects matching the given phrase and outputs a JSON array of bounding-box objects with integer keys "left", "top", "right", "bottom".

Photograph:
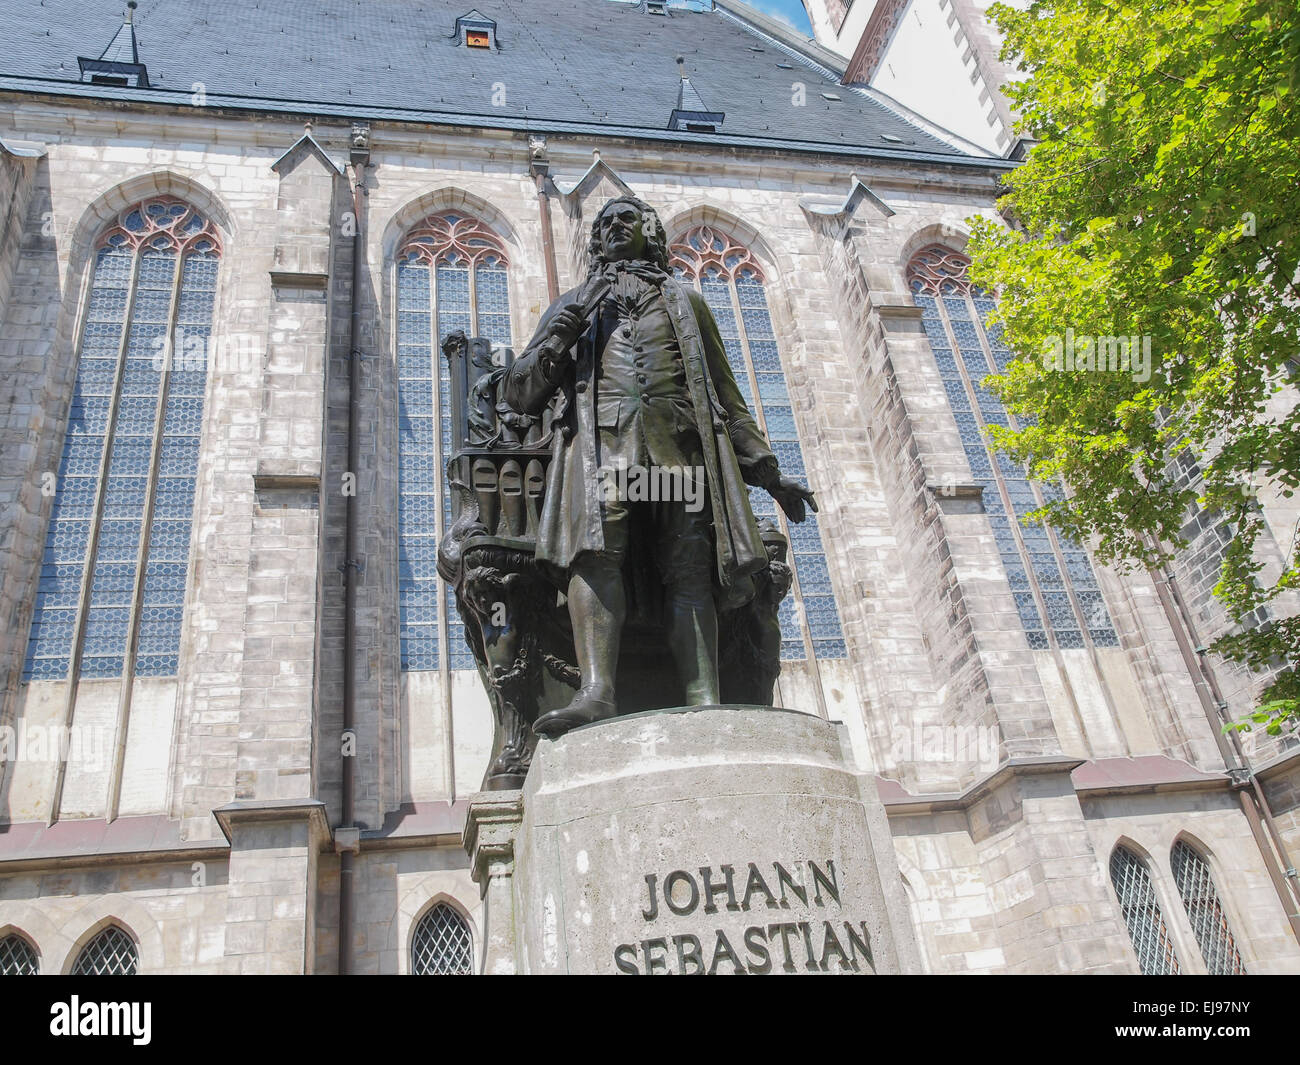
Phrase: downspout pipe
[
  {"left": 338, "top": 124, "right": 371, "bottom": 975},
  {"left": 529, "top": 137, "right": 560, "bottom": 303},
  {"left": 1145, "top": 545, "right": 1300, "bottom": 944}
]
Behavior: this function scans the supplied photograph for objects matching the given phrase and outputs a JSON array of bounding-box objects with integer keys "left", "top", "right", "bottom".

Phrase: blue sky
[{"left": 743, "top": 0, "right": 814, "bottom": 34}]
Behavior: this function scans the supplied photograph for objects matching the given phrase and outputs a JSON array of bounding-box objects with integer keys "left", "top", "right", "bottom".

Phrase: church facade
[{"left": 0, "top": 0, "right": 1296, "bottom": 975}]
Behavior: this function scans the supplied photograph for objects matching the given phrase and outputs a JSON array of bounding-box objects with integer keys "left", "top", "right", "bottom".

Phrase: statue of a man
[{"left": 502, "top": 196, "right": 815, "bottom": 737}]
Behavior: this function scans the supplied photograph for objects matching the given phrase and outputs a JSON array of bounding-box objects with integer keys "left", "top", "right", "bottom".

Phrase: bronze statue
[{"left": 500, "top": 196, "right": 815, "bottom": 738}]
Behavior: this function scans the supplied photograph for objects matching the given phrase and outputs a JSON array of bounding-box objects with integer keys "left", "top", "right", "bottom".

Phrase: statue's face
[{"left": 597, "top": 203, "right": 648, "bottom": 261}]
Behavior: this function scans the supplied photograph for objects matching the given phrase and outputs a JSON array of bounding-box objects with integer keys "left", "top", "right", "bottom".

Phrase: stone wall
[{"left": 0, "top": 856, "right": 228, "bottom": 974}]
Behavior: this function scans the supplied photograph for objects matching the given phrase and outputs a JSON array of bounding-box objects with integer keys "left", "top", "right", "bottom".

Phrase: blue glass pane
[
  {"left": 747, "top": 485, "right": 777, "bottom": 518},
  {"left": 917, "top": 293, "right": 1122, "bottom": 650},
  {"left": 85, "top": 248, "right": 174, "bottom": 665},
  {"left": 756, "top": 374, "right": 788, "bottom": 405},
  {"left": 475, "top": 263, "right": 511, "bottom": 347},
  {"left": 23, "top": 224, "right": 217, "bottom": 685},
  {"left": 942, "top": 296, "right": 969, "bottom": 320},
  {"left": 802, "top": 594, "right": 844, "bottom": 641},
  {"left": 695, "top": 271, "right": 844, "bottom": 661},
  {"left": 981, "top": 301, "right": 1118, "bottom": 647},
  {"left": 23, "top": 246, "right": 134, "bottom": 681},
  {"left": 748, "top": 340, "right": 781, "bottom": 372},
  {"left": 398, "top": 260, "right": 441, "bottom": 670},
  {"left": 792, "top": 553, "right": 831, "bottom": 595},
  {"left": 701, "top": 280, "right": 735, "bottom": 327},
  {"left": 79, "top": 654, "right": 125, "bottom": 678},
  {"left": 435, "top": 263, "right": 471, "bottom": 338},
  {"left": 132, "top": 251, "right": 210, "bottom": 676},
  {"left": 771, "top": 441, "right": 805, "bottom": 479},
  {"left": 740, "top": 305, "right": 775, "bottom": 341},
  {"left": 446, "top": 585, "right": 476, "bottom": 670},
  {"left": 82, "top": 603, "right": 131, "bottom": 663},
  {"left": 402, "top": 249, "right": 514, "bottom": 672},
  {"left": 763, "top": 405, "right": 796, "bottom": 440}
]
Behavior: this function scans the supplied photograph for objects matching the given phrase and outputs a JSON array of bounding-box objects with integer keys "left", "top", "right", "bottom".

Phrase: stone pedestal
[{"left": 465, "top": 705, "right": 922, "bottom": 974}]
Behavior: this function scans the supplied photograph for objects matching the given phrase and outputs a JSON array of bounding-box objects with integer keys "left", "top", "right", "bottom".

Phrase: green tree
[{"left": 966, "top": 0, "right": 1300, "bottom": 736}]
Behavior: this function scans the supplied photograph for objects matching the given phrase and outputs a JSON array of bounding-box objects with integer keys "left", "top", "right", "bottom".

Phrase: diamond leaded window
[
  {"left": 396, "top": 211, "right": 512, "bottom": 673},
  {"left": 1170, "top": 840, "right": 1246, "bottom": 975},
  {"left": 670, "top": 224, "right": 846, "bottom": 662},
  {"left": 411, "top": 902, "right": 474, "bottom": 975},
  {"left": 1109, "top": 845, "right": 1181, "bottom": 975},
  {"left": 70, "top": 925, "right": 138, "bottom": 975},
  {"left": 23, "top": 198, "right": 219, "bottom": 684},
  {"left": 0, "top": 933, "right": 39, "bottom": 975},
  {"left": 908, "top": 244, "right": 1118, "bottom": 652}
]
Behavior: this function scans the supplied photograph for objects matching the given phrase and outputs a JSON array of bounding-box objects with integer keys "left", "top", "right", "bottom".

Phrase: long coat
[{"left": 502, "top": 276, "right": 777, "bottom": 607}]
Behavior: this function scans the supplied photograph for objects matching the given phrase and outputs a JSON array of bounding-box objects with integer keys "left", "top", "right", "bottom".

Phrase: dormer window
[
  {"left": 668, "top": 56, "right": 724, "bottom": 135},
  {"left": 646, "top": 0, "right": 669, "bottom": 14},
  {"left": 453, "top": 9, "right": 498, "bottom": 50},
  {"left": 78, "top": 2, "right": 150, "bottom": 89}
]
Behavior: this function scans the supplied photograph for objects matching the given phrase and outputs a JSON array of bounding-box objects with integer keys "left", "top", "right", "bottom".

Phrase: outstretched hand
[{"left": 768, "top": 475, "right": 818, "bottom": 523}]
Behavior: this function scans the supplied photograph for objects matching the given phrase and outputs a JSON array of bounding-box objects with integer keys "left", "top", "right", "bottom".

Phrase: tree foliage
[{"left": 966, "top": 0, "right": 1300, "bottom": 735}]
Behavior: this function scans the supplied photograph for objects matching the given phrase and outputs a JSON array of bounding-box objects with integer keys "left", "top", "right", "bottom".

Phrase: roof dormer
[
  {"left": 78, "top": 1, "right": 150, "bottom": 88},
  {"left": 453, "top": 9, "right": 499, "bottom": 51},
  {"left": 668, "top": 56, "right": 724, "bottom": 134}
]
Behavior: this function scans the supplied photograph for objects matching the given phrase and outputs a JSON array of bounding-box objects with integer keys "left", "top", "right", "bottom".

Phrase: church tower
[{"left": 799, "top": 0, "right": 1026, "bottom": 155}]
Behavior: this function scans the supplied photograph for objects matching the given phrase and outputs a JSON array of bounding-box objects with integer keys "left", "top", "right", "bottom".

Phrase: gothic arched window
[
  {"left": 0, "top": 932, "right": 40, "bottom": 975},
  {"left": 670, "top": 224, "right": 846, "bottom": 662},
  {"left": 1170, "top": 840, "right": 1246, "bottom": 975},
  {"left": 1109, "top": 845, "right": 1181, "bottom": 974},
  {"left": 70, "top": 925, "right": 139, "bottom": 975},
  {"left": 23, "top": 198, "right": 220, "bottom": 684},
  {"left": 396, "top": 211, "right": 511, "bottom": 672},
  {"left": 908, "top": 244, "right": 1117, "bottom": 651},
  {"left": 411, "top": 902, "right": 474, "bottom": 975}
]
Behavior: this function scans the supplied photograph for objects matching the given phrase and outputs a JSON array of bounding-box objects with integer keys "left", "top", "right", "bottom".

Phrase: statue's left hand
[{"left": 768, "top": 475, "right": 818, "bottom": 523}]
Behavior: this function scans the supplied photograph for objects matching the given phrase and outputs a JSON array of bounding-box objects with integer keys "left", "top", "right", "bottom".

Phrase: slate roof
[{"left": 0, "top": 0, "right": 1003, "bottom": 164}]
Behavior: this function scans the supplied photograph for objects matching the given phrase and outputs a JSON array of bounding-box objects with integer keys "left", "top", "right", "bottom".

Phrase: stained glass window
[
  {"left": 397, "top": 212, "right": 511, "bottom": 672},
  {"left": 1110, "top": 845, "right": 1181, "bottom": 975},
  {"left": 671, "top": 225, "right": 846, "bottom": 662},
  {"left": 411, "top": 902, "right": 474, "bottom": 975},
  {"left": 1170, "top": 840, "right": 1246, "bottom": 975},
  {"left": 908, "top": 244, "right": 1118, "bottom": 651},
  {"left": 22, "top": 198, "right": 219, "bottom": 683}
]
